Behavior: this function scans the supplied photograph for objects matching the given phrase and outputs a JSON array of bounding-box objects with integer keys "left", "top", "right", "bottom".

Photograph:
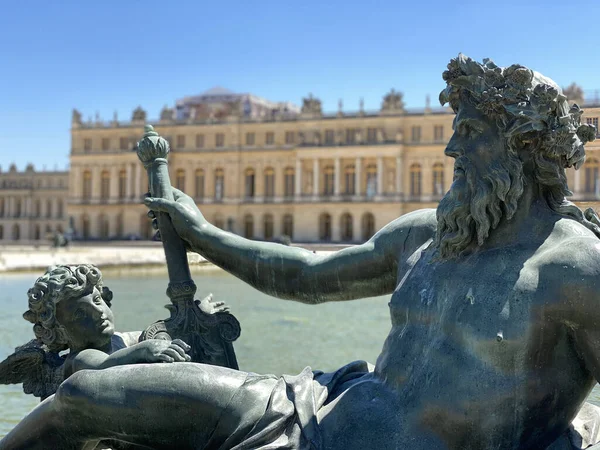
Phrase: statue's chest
[{"left": 390, "top": 246, "right": 539, "bottom": 341}]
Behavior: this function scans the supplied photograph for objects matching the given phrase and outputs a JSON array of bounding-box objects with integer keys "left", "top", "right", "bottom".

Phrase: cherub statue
[{"left": 0, "top": 264, "right": 191, "bottom": 401}]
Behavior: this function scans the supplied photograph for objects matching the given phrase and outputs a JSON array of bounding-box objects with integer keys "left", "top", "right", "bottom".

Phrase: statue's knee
[{"left": 55, "top": 370, "right": 96, "bottom": 412}]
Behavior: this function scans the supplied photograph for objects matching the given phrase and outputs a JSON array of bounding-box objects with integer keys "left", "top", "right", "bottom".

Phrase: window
[
  {"left": 434, "top": 126, "right": 444, "bottom": 142},
  {"left": 344, "top": 165, "right": 355, "bottom": 195},
  {"left": 215, "top": 133, "right": 225, "bottom": 147},
  {"left": 263, "top": 214, "right": 274, "bottom": 240},
  {"left": 323, "top": 165, "right": 335, "bottom": 196},
  {"left": 282, "top": 214, "right": 293, "bottom": 238},
  {"left": 366, "top": 164, "right": 377, "bottom": 198},
  {"left": 57, "top": 200, "right": 64, "bottom": 218},
  {"left": 12, "top": 224, "right": 20, "bottom": 240},
  {"left": 13, "top": 199, "right": 21, "bottom": 218},
  {"left": 285, "top": 131, "right": 295, "bottom": 145},
  {"left": 45, "top": 200, "right": 52, "bottom": 218},
  {"left": 34, "top": 200, "right": 41, "bottom": 217},
  {"left": 410, "top": 164, "right": 422, "bottom": 196},
  {"left": 245, "top": 168, "right": 255, "bottom": 199},
  {"left": 175, "top": 169, "right": 185, "bottom": 191},
  {"left": 83, "top": 170, "right": 92, "bottom": 200},
  {"left": 265, "top": 132, "right": 275, "bottom": 145},
  {"left": 340, "top": 213, "right": 353, "bottom": 241},
  {"left": 411, "top": 126, "right": 421, "bottom": 143},
  {"left": 367, "top": 128, "right": 377, "bottom": 143},
  {"left": 346, "top": 129, "right": 357, "bottom": 145},
  {"left": 119, "top": 169, "right": 127, "bottom": 199},
  {"left": 0, "top": 198, "right": 4, "bottom": 217},
  {"left": 195, "top": 169, "right": 205, "bottom": 199},
  {"left": 116, "top": 213, "right": 124, "bottom": 237},
  {"left": 214, "top": 168, "right": 224, "bottom": 201},
  {"left": 264, "top": 167, "right": 275, "bottom": 200},
  {"left": 245, "top": 132, "right": 255, "bottom": 146},
  {"left": 284, "top": 167, "right": 295, "bottom": 198},
  {"left": 33, "top": 225, "right": 40, "bottom": 240},
  {"left": 244, "top": 214, "right": 254, "bottom": 238},
  {"left": 0, "top": 224, "right": 3, "bottom": 239},
  {"left": 319, "top": 213, "right": 332, "bottom": 241},
  {"left": 120, "top": 137, "right": 128, "bottom": 150},
  {"left": 101, "top": 170, "right": 110, "bottom": 199},
  {"left": 101, "top": 138, "right": 110, "bottom": 151},
  {"left": 99, "top": 214, "right": 109, "bottom": 239},
  {"left": 84, "top": 139, "right": 92, "bottom": 152},
  {"left": 362, "top": 213, "right": 375, "bottom": 241},
  {"left": 195, "top": 134, "right": 205, "bottom": 149},
  {"left": 82, "top": 215, "right": 90, "bottom": 240},
  {"left": 433, "top": 163, "right": 445, "bottom": 195},
  {"left": 585, "top": 158, "right": 600, "bottom": 194},
  {"left": 214, "top": 215, "right": 225, "bottom": 230},
  {"left": 325, "top": 129, "right": 335, "bottom": 145},
  {"left": 176, "top": 135, "right": 186, "bottom": 149}
]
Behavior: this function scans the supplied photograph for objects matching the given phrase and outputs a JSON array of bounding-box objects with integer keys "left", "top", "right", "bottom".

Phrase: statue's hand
[
  {"left": 144, "top": 187, "right": 207, "bottom": 243},
  {"left": 138, "top": 339, "right": 192, "bottom": 363}
]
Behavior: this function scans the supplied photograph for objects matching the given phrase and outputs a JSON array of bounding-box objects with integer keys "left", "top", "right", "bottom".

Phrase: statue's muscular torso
[{"left": 319, "top": 209, "right": 600, "bottom": 450}]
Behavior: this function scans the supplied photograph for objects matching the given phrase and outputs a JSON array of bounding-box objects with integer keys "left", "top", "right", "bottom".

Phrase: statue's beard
[{"left": 434, "top": 154, "right": 524, "bottom": 259}]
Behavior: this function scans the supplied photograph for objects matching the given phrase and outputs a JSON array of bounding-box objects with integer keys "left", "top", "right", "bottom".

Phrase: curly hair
[
  {"left": 439, "top": 54, "right": 600, "bottom": 238},
  {"left": 22, "top": 264, "right": 114, "bottom": 353}
]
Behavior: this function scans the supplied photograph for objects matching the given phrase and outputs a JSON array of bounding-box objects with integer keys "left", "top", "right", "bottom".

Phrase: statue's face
[
  {"left": 435, "top": 100, "right": 524, "bottom": 258},
  {"left": 56, "top": 286, "right": 115, "bottom": 350}
]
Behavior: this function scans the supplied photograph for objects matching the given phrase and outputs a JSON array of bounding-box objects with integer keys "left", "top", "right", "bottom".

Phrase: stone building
[
  {"left": 2, "top": 88, "right": 600, "bottom": 243},
  {"left": 0, "top": 164, "right": 69, "bottom": 242}
]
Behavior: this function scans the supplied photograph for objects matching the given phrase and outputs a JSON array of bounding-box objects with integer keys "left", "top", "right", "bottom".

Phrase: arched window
[
  {"left": 0, "top": 198, "right": 4, "bottom": 217},
  {"left": 585, "top": 158, "right": 600, "bottom": 194},
  {"left": 0, "top": 224, "right": 3, "bottom": 240},
  {"left": 119, "top": 169, "right": 127, "bottom": 199},
  {"left": 83, "top": 170, "right": 92, "bottom": 200},
  {"left": 46, "top": 199, "right": 52, "bottom": 218},
  {"left": 244, "top": 214, "right": 254, "bottom": 238},
  {"left": 176, "top": 169, "right": 186, "bottom": 192},
  {"left": 410, "top": 163, "right": 422, "bottom": 197},
  {"left": 344, "top": 165, "right": 356, "bottom": 195},
  {"left": 34, "top": 200, "right": 41, "bottom": 218},
  {"left": 245, "top": 168, "right": 255, "bottom": 199},
  {"left": 13, "top": 198, "right": 21, "bottom": 218},
  {"left": 116, "top": 213, "right": 124, "bottom": 238},
  {"left": 366, "top": 164, "right": 377, "bottom": 198},
  {"left": 99, "top": 214, "right": 109, "bottom": 239},
  {"left": 214, "top": 168, "right": 224, "bottom": 201},
  {"left": 81, "top": 214, "right": 90, "bottom": 240},
  {"left": 57, "top": 200, "right": 64, "bottom": 218},
  {"left": 264, "top": 167, "right": 275, "bottom": 200},
  {"left": 324, "top": 165, "right": 334, "bottom": 196},
  {"left": 12, "top": 224, "right": 20, "bottom": 240},
  {"left": 362, "top": 213, "right": 375, "bottom": 241},
  {"left": 340, "top": 213, "right": 353, "bottom": 241},
  {"left": 45, "top": 224, "right": 52, "bottom": 234},
  {"left": 263, "top": 214, "right": 274, "bottom": 240},
  {"left": 319, "top": 213, "right": 332, "bottom": 241},
  {"left": 284, "top": 167, "right": 295, "bottom": 198},
  {"left": 433, "top": 163, "right": 445, "bottom": 196},
  {"left": 195, "top": 169, "right": 205, "bottom": 200},
  {"left": 282, "top": 214, "right": 293, "bottom": 238},
  {"left": 101, "top": 170, "right": 110, "bottom": 199}
]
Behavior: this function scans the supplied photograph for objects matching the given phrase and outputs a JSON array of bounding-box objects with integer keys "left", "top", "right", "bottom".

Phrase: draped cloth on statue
[{"left": 204, "top": 360, "right": 600, "bottom": 450}]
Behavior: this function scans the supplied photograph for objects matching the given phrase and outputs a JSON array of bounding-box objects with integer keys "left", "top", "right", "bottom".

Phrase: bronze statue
[{"left": 3, "top": 54, "right": 600, "bottom": 450}]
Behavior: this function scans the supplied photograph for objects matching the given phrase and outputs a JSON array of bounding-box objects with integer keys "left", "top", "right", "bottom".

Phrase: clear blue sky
[{"left": 1, "top": 0, "right": 599, "bottom": 171}]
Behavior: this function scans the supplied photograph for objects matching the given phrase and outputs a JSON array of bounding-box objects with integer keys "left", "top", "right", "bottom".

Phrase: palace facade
[{"left": 2, "top": 87, "right": 600, "bottom": 243}]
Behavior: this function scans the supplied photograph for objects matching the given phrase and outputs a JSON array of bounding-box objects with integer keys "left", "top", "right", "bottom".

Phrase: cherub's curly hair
[
  {"left": 440, "top": 54, "right": 600, "bottom": 238},
  {"left": 23, "top": 264, "right": 113, "bottom": 352}
]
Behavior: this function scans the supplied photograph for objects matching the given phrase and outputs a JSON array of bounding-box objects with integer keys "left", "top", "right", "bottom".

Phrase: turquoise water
[{"left": 0, "top": 266, "right": 599, "bottom": 438}]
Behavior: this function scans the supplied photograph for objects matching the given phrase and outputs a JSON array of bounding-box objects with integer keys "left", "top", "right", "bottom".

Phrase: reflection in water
[{"left": 0, "top": 266, "right": 598, "bottom": 437}]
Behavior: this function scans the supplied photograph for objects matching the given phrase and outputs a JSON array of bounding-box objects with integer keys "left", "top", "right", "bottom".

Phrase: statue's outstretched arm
[{"left": 146, "top": 191, "right": 436, "bottom": 304}]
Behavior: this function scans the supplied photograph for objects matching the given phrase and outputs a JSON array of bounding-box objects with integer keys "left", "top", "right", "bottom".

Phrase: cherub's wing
[{"left": 0, "top": 339, "right": 65, "bottom": 400}]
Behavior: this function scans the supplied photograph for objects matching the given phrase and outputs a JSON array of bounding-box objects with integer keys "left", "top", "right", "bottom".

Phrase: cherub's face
[{"left": 55, "top": 286, "right": 115, "bottom": 351}]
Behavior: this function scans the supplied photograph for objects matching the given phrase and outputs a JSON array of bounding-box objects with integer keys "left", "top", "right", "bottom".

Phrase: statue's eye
[{"left": 93, "top": 296, "right": 102, "bottom": 305}]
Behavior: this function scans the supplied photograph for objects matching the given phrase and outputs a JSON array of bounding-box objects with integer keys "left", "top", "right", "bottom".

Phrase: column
[
  {"left": 295, "top": 159, "right": 302, "bottom": 199},
  {"left": 126, "top": 164, "right": 132, "bottom": 200},
  {"left": 135, "top": 163, "right": 142, "bottom": 200},
  {"left": 355, "top": 157, "right": 362, "bottom": 196},
  {"left": 396, "top": 156, "right": 402, "bottom": 195},
  {"left": 334, "top": 158, "right": 341, "bottom": 196},
  {"left": 377, "top": 156, "right": 384, "bottom": 196},
  {"left": 313, "top": 159, "right": 319, "bottom": 198},
  {"left": 71, "top": 165, "right": 81, "bottom": 199},
  {"left": 574, "top": 169, "right": 581, "bottom": 195}
]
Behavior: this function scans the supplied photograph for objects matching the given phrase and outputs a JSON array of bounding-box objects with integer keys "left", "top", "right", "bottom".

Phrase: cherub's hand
[{"left": 138, "top": 339, "right": 192, "bottom": 363}]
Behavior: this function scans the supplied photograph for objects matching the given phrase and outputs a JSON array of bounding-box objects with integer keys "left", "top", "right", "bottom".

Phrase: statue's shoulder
[{"left": 374, "top": 209, "right": 437, "bottom": 252}]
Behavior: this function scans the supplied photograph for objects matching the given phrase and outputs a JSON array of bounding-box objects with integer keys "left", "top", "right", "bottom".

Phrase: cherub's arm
[{"left": 66, "top": 339, "right": 191, "bottom": 377}]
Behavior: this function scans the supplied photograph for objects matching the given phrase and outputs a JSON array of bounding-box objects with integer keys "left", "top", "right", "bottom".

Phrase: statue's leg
[{"left": 0, "top": 362, "right": 250, "bottom": 450}]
